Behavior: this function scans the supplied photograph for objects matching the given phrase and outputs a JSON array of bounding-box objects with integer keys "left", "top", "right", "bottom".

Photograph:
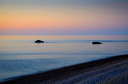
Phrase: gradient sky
[{"left": 0, "top": 0, "right": 128, "bottom": 35}]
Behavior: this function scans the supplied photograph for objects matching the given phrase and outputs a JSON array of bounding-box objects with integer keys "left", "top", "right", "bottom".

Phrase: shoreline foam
[{"left": 1, "top": 54, "right": 128, "bottom": 84}]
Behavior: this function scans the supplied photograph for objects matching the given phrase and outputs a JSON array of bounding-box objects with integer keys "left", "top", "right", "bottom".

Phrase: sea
[{"left": 0, "top": 35, "right": 128, "bottom": 82}]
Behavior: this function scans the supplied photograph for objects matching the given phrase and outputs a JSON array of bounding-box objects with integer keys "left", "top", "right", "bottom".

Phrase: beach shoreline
[{"left": 1, "top": 54, "right": 128, "bottom": 84}]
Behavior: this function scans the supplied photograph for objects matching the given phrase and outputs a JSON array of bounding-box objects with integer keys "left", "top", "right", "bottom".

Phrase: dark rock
[
  {"left": 92, "top": 42, "right": 102, "bottom": 44},
  {"left": 35, "top": 40, "right": 44, "bottom": 43}
]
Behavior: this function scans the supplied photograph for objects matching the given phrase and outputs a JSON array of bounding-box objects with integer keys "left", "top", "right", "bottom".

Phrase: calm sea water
[{"left": 0, "top": 35, "right": 128, "bottom": 82}]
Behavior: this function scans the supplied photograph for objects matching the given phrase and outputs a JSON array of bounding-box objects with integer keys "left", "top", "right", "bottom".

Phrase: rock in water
[
  {"left": 92, "top": 42, "right": 102, "bottom": 44},
  {"left": 35, "top": 40, "right": 44, "bottom": 43}
]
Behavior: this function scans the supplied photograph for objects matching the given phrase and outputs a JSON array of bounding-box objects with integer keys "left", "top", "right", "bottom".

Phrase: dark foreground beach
[{"left": 1, "top": 54, "right": 128, "bottom": 84}]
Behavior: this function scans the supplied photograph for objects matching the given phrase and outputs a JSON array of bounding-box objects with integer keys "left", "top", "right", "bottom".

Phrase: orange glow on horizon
[{"left": 0, "top": 3, "right": 127, "bottom": 34}]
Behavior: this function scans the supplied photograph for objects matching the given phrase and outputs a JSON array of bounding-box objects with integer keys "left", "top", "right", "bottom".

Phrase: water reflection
[{"left": 0, "top": 35, "right": 128, "bottom": 81}]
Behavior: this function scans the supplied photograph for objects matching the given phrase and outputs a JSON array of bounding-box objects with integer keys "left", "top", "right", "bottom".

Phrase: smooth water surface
[{"left": 0, "top": 35, "right": 128, "bottom": 82}]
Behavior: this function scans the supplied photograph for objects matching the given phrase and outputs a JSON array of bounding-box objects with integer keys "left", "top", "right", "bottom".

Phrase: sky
[{"left": 0, "top": 0, "right": 128, "bottom": 35}]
